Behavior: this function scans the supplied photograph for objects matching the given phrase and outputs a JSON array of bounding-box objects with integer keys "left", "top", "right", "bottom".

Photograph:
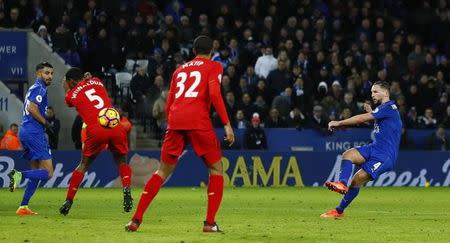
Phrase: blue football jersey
[
  {"left": 370, "top": 100, "right": 402, "bottom": 163},
  {"left": 21, "top": 79, "right": 48, "bottom": 133}
]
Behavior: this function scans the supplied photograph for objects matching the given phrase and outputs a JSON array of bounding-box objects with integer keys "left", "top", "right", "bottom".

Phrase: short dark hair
[
  {"left": 65, "top": 67, "right": 84, "bottom": 82},
  {"left": 373, "top": 81, "right": 390, "bottom": 92},
  {"left": 47, "top": 106, "right": 54, "bottom": 111},
  {"left": 10, "top": 123, "right": 18, "bottom": 129},
  {"left": 36, "top": 62, "right": 53, "bottom": 71},
  {"left": 193, "top": 35, "right": 213, "bottom": 55}
]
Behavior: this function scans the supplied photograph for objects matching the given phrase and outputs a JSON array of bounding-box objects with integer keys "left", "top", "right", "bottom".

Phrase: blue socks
[
  {"left": 22, "top": 169, "right": 49, "bottom": 180},
  {"left": 20, "top": 170, "right": 49, "bottom": 206},
  {"left": 336, "top": 187, "right": 360, "bottom": 213},
  {"left": 21, "top": 179, "right": 40, "bottom": 206},
  {"left": 339, "top": 159, "right": 353, "bottom": 185}
]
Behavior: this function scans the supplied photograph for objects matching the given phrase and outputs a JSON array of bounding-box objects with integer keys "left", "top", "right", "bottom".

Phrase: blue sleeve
[
  {"left": 28, "top": 87, "right": 46, "bottom": 105},
  {"left": 371, "top": 104, "right": 395, "bottom": 120}
]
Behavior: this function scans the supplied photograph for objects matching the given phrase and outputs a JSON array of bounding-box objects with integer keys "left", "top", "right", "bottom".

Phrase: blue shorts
[
  {"left": 356, "top": 144, "right": 394, "bottom": 181},
  {"left": 19, "top": 131, "right": 52, "bottom": 161}
]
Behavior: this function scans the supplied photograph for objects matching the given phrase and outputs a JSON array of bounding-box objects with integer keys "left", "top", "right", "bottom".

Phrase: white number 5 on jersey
[
  {"left": 175, "top": 71, "right": 201, "bottom": 98},
  {"left": 85, "top": 88, "right": 104, "bottom": 109}
]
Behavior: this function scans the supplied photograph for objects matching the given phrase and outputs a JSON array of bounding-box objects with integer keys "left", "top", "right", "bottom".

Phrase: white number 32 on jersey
[{"left": 175, "top": 71, "right": 201, "bottom": 98}]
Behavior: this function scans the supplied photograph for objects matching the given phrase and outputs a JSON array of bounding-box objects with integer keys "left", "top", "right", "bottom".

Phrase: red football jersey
[
  {"left": 65, "top": 77, "right": 113, "bottom": 128},
  {"left": 166, "top": 56, "right": 230, "bottom": 130}
]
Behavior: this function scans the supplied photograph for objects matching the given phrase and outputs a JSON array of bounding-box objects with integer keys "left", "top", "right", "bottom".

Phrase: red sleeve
[
  {"left": 65, "top": 91, "right": 74, "bottom": 107},
  {"left": 165, "top": 72, "right": 176, "bottom": 121},
  {"left": 209, "top": 63, "right": 230, "bottom": 125}
]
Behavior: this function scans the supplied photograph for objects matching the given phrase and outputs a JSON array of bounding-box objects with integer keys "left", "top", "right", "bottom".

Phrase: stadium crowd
[{"left": 1, "top": 0, "right": 449, "bottom": 149}]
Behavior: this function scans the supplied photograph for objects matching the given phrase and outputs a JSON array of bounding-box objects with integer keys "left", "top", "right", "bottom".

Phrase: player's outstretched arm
[{"left": 328, "top": 113, "right": 374, "bottom": 131}]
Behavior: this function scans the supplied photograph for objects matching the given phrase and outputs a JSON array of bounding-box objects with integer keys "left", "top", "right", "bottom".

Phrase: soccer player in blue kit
[
  {"left": 321, "top": 81, "right": 402, "bottom": 218},
  {"left": 8, "top": 62, "right": 55, "bottom": 215}
]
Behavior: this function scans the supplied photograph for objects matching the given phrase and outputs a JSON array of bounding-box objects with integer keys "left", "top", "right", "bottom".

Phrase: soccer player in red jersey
[
  {"left": 125, "top": 36, "right": 235, "bottom": 233},
  {"left": 59, "top": 68, "right": 133, "bottom": 215}
]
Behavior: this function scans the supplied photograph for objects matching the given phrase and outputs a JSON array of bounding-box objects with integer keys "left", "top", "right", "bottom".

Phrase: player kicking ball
[
  {"left": 125, "top": 35, "right": 235, "bottom": 232},
  {"left": 59, "top": 68, "right": 133, "bottom": 215},
  {"left": 321, "top": 81, "right": 402, "bottom": 218},
  {"left": 8, "top": 62, "right": 55, "bottom": 215}
]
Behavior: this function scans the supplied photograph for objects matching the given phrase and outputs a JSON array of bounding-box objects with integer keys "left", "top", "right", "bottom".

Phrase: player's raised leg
[
  {"left": 60, "top": 156, "right": 94, "bottom": 216},
  {"left": 325, "top": 148, "right": 365, "bottom": 194},
  {"left": 321, "top": 169, "right": 371, "bottom": 218},
  {"left": 125, "top": 160, "right": 176, "bottom": 232},
  {"left": 114, "top": 154, "right": 133, "bottom": 212},
  {"left": 13, "top": 159, "right": 53, "bottom": 215},
  {"left": 203, "top": 159, "right": 224, "bottom": 233}
]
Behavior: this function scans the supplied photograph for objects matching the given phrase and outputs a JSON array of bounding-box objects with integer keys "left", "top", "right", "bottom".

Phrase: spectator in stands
[
  {"left": 91, "top": 28, "right": 113, "bottom": 73},
  {"left": 426, "top": 124, "right": 450, "bottom": 151},
  {"left": 0, "top": 123, "right": 22, "bottom": 150},
  {"left": 287, "top": 107, "right": 307, "bottom": 128},
  {"left": 225, "top": 91, "right": 238, "bottom": 123},
  {"left": 442, "top": 106, "right": 450, "bottom": 128},
  {"left": 1, "top": 7, "right": 25, "bottom": 28},
  {"left": 405, "top": 85, "right": 421, "bottom": 114},
  {"left": 147, "top": 48, "right": 164, "bottom": 79},
  {"left": 212, "top": 45, "right": 231, "bottom": 71},
  {"left": 265, "top": 108, "right": 287, "bottom": 128},
  {"left": 406, "top": 107, "right": 421, "bottom": 128},
  {"left": 221, "top": 75, "right": 233, "bottom": 95},
  {"left": 252, "top": 79, "right": 271, "bottom": 104},
  {"left": 130, "top": 65, "right": 152, "bottom": 109},
  {"left": 241, "top": 65, "right": 258, "bottom": 87},
  {"left": 152, "top": 89, "right": 168, "bottom": 139},
  {"left": 267, "top": 59, "right": 293, "bottom": 99},
  {"left": 244, "top": 114, "right": 267, "bottom": 150},
  {"left": 46, "top": 106, "right": 60, "bottom": 150},
  {"left": 239, "top": 93, "right": 256, "bottom": 121},
  {"left": 419, "top": 108, "right": 438, "bottom": 129},
  {"left": 178, "top": 15, "right": 194, "bottom": 45},
  {"left": 73, "top": 22, "right": 90, "bottom": 70},
  {"left": 53, "top": 23, "right": 80, "bottom": 66},
  {"left": 234, "top": 110, "right": 249, "bottom": 129},
  {"left": 148, "top": 75, "right": 165, "bottom": 103},
  {"left": 254, "top": 46, "right": 277, "bottom": 79},
  {"left": 340, "top": 92, "right": 358, "bottom": 115},
  {"left": 37, "top": 25, "right": 52, "bottom": 48},
  {"left": 308, "top": 105, "right": 329, "bottom": 130},
  {"left": 339, "top": 108, "right": 353, "bottom": 120},
  {"left": 272, "top": 87, "right": 293, "bottom": 120},
  {"left": 253, "top": 95, "right": 269, "bottom": 121},
  {"left": 433, "top": 92, "right": 448, "bottom": 122}
]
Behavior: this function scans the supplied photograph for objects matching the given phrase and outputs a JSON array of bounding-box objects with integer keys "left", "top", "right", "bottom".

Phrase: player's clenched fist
[
  {"left": 328, "top": 120, "right": 341, "bottom": 131},
  {"left": 224, "top": 123, "right": 235, "bottom": 146}
]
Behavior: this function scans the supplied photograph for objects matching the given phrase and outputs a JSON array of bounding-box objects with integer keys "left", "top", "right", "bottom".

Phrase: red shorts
[
  {"left": 161, "top": 129, "right": 222, "bottom": 165},
  {"left": 83, "top": 125, "right": 128, "bottom": 158}
]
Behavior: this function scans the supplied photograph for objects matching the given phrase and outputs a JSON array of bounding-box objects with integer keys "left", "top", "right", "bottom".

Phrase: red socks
[
  {"left": 119, "top": 163, "right": 132, "bottom": 188},
  {"left": 132, "top": 173, "right": 164, "bottom": 222},
  {"left": 66, "top": 170, "right": 85, "bottom": 201},
  {"left": 206, "top": 175, "right": 224, "bottom": 224}
]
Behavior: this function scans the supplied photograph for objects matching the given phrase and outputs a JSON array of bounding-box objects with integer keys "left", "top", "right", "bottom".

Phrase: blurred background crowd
[{"left": 1, "top": 0, "right": 449, "bottom": 150}]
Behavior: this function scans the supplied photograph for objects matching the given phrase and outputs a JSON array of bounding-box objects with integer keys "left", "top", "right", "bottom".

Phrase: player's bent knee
[
  {"left": 342, "top": 148, "right": 364, "bottom": 164},
  {"left": 207, "top": 160, "right": 223, "bottom": 175},
  {"left": 350, "top": 170, "right": 371, "bottom": 187},
  {"left": 157, "top": 161, "right": 176, "bottom": 179}
]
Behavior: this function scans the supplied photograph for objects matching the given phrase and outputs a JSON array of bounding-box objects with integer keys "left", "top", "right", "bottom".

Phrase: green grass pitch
[{"left": 1, "top": 187, "right": 450, "bottom": 242}]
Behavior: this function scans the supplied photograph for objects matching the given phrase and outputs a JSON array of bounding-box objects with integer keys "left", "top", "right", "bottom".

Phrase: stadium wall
[
  {"left": 0, "top": 81, "right": 24, "bottom": 131},
  {"left": 217, "top": 128, "right": 449, "bottom": 151},
  {"left": 1, "top": 150, "right": 449, "bottom": 188}
]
